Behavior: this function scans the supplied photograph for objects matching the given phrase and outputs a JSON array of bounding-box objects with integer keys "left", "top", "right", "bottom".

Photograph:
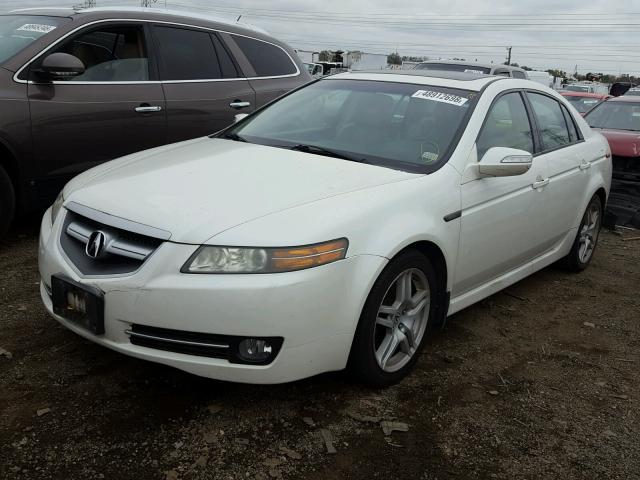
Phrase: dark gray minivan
[{"left": 0, "top": 7, "right": 311, "bottom": 236}]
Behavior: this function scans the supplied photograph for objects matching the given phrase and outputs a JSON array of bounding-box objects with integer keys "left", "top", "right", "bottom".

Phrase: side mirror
[
  {"left": 234, "top": 113, "right": 249, "bottom": 123},
  {"left": 37, "top": 53, "right": 85, "bottom": 81},
  {"left": 479, "top": 147, "right": 533, "bottom": 177}
]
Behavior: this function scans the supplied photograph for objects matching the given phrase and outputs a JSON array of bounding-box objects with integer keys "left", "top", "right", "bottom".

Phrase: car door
[
  {"left": 27, "top": 22, "right": 166, "bottom": 202},
  {"left": 222, "top": 33, "right": 303, "bottom": 109},
  {"left": 152, "top": 25, "right": 256, "bottom": 143},
  {"left": 454, "top": 91, "right": 550, "bottom": 296},
  {"left": 526, "top": 92, "right": 589, "bottom": 241}
]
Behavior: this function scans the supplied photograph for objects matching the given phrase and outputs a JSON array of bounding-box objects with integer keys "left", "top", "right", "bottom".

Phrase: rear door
[
  {"left": 222, "top": 33, "right": 303, "bottom": 108},
  {"left": 27, "top": 22, "right": 166, "bottom": 202},
  {"left": 526, "top": 92, "right": 590, "bottom": 239},
  {"left": 152, "top": 24, "right": 256, "bottom": 143}
]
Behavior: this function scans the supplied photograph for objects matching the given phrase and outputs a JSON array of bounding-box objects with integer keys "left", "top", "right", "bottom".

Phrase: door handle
[
  {"left": 532, "top": 176, "right": 550, "bottom": 189},
  {"left": 135, "top": 105, "right": 162, "bottom": 113},
  {"left": 579, "top": 160, "right": 592, "bottom": 171},
  {"left": 229, "top": 100, "right": 251, "bottom": 109}
]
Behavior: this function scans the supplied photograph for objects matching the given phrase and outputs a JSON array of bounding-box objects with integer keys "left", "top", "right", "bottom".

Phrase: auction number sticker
[
  {"left": 17, "top": 24, "right": 57, "bottom": 34},
  {"left": 464, "top": 69, "right": 485, "bottom": 75},
  {"left": 412, "top": 90, "right": 469, "bottom": 106}
]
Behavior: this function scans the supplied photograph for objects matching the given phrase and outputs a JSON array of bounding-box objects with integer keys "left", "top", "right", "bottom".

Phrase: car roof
[
  {"left": 415, "top": 60, "right": 525, "bottom": 72},
  {"left": 560, "top": 92, "right": 610, "bottom": 98},
  {"left": 608, "top": 95, "right": 640, "bottom": 103},
  {"left": 329, "top": 70, "right": 508, "bottom": 91},
  {"left": 6, "top": 6, "right": 268, "bottom": 34}
]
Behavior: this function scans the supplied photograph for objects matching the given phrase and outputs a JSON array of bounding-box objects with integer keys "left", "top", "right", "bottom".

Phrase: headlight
[
  {"left": 50, "top": 191, "right": 65, "bottom": 224},
  {"left": 182, "top": 238, "right": 348, "bottom": 274}
]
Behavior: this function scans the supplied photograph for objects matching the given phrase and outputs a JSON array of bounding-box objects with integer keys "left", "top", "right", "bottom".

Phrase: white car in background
[{"left": 39, "top": 70, "right": 611, "bottom": 386}]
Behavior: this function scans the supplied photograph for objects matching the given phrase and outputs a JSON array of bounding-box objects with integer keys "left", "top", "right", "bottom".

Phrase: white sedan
[{"left": 39, "top": 71, "right": 611, "bottom": 386}]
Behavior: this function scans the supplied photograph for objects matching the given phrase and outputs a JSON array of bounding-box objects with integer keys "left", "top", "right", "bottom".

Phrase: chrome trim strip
[
  {"left": 125, "top": 330, "right": 230, "bottom": 349},
  {"left": 13, "top": 18, "right": 301, "bottom": 84},
  {"left": 65, "top": 202, "right": 172, "bottom": 240}
]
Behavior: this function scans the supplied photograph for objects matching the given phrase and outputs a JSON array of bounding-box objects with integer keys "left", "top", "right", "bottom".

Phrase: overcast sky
[{"left": 4, "top": 0, "right": 640, "bottom": 75}]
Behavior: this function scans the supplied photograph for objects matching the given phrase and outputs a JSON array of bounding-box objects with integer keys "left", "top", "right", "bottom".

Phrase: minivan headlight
[
  {"left": 182, "top": 238, "right": 348, "bottom": 274},
  {"left": 50, "top": 191, "right": 65, "bottom": 224}
]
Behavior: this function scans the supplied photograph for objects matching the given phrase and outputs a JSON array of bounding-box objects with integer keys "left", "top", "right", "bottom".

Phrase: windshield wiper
[
  {"left": 222, "top": 132, "right": 247, "bottom": 142},
  {"left": 287, "top": 144, "right": 370, "bottom": 164}
]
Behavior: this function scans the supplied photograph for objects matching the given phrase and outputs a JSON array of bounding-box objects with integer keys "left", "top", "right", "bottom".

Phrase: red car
[
  {"left": 584, "top": 96, "right": 640, "bottom": 228},
  {"left": 560, "top": 91, "right": 612, "bottom": 115}
]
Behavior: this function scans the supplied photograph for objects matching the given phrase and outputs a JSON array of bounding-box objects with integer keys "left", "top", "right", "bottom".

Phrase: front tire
[
  {"left": 562, "top": 194, "right": 602, "bottom": 272},
  {"left": 349, "top": 250, "right": 439, "bottom": 387},
  {"left": 0, "top": 166, "right": 15, "bottom": 239}
]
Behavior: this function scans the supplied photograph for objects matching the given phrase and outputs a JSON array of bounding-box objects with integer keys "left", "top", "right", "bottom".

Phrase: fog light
[{"left": 238, "top": 338, "right": 273, "bottom": 362}]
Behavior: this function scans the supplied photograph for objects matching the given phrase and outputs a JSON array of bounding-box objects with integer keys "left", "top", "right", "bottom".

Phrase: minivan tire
[
  {"left": 0, "top": 165, "right": 15, "bottom": 238},
  {"left": 349, "top": 250, "right": 439, "bottom": 388}
]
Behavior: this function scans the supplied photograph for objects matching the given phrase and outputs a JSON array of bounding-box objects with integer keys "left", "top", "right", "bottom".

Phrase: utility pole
[{"left": 506, "top": 46, "right": 512, "bottom": 66}]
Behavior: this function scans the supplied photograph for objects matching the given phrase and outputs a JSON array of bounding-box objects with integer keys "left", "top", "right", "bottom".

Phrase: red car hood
[{"left": 596, "top": 129, "right": 640, "bottom": 157}]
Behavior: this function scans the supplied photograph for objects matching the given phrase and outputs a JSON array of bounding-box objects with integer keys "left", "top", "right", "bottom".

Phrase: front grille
[
  {"left": 126, "top": 324, "right": 284, "bottom": 365},
  {"left": 60, "top": 208, "right": 164, "bottom": 276}
]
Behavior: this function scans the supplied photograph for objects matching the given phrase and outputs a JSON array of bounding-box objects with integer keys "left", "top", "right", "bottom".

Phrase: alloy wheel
[
  {"left": 578, "top": 201, "right": 601, "bottom": 264},
  {"left": 373, "top": 268, "right": 430, "bottom": 373}
]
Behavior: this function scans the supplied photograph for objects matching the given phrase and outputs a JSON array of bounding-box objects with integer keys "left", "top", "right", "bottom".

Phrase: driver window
[
  {"left": 477, "top": 92, "right": 534, "bottom": 159},
  {"left": 51, "top": 24, "right": 149, "bottom": 82}
]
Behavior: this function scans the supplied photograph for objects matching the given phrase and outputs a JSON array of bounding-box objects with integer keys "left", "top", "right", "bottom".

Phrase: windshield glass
[
  {"left": 0, "top": 15, "right": 68, "bottom": 64},
  {"left": 415, "top": 63, "right": 491, "bottom": 75},
  {"left": 224, "top": 79, "right": 476, "bottom": 172},
  {"left": 585, "top": 101, "right": 640, "bottom": 131},
  {"left": 564, "top": 95, "right": 603, "bottom": 113}
]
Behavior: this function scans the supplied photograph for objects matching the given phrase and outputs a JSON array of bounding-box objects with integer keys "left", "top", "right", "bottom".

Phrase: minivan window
[
  {"left": 527, "top": 93, "right": 571, "bottom": 151},
  {"left": 477, "top": 93, "right": 534, "bottom": 158},
  {"left": 0, "top": 15, "right": 69, "bottom": 64},
  {"left": 232, "top": 35, "right": 297, "bottom": 77},
  {"left": 512, "top": 70, "right": 527, "bottom": 79},
  {"left": 155, "top": 26, "right": 223, "bottom": 80},
  {"left": 52, "top": 25, "right": 149, "bottom": 82}
]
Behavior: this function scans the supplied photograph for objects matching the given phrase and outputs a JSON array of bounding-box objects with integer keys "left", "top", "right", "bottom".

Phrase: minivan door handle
[
  {"left": 135, "top": 104, "right": 162, "bottom": 113},
  {"left": 532, "top": 176, "right": 550, "bottom": 190},
  {"left": 229, "top": 100, "right": 251, "bottom": 109}
]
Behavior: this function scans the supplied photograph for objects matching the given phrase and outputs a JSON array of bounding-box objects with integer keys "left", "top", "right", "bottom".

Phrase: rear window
[
  {"left": 232, "top": 35, "right": 297, "bottom": 77},
  {"left": 564, "top": 95, "right": 603, "bottom": 113},
  {"left": 415, "top": 63, "right": 491, "bottom": 75},
  {"left": 155, "top": 26, "right": 222, "bottom": 81}
]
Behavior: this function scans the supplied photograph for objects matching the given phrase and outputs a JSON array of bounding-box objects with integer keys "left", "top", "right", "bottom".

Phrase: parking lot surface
[{"left": 1, "top": 215, "right": 639, "bottom": 480}]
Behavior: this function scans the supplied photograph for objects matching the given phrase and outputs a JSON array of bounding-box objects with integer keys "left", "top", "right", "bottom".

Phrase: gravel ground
[{"left": 1, "top": 214, "right": 638, "bottom": 480}]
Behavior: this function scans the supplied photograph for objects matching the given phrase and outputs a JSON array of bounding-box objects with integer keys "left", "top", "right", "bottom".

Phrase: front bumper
[{"left": 39, "top": 209, "right": 387, "bottom": 383}]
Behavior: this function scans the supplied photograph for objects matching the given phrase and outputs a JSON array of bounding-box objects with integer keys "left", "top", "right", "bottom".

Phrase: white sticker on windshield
[
  {"left": 464, "top": 69, "right": 485, "bottom": 75},
  {"left": 17, "top": 24, "right": 57, "bottom": 34},
  {"left": 412, "top": 90, "right": 469, "bottom": 107},
  {"left": 583, "top": 100, "right": 598, "bottom": 104}
]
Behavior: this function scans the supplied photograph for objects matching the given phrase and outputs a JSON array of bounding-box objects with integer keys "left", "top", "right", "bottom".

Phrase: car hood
[
  {"left": 65, "top": 138, "right": 419, "bottom": 244},
  {"left": 595, "top": 128, "right": 640, "bottom": 157}
]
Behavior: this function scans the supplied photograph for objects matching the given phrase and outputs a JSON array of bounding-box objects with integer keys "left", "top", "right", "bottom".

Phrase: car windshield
[
  {"left": 223, "top": 79, "right": 476, "bottom": 172},
  {"left": 415, "top": 63, "right": 491, "bottom": 75},
  {"left": 0, "top": 15, "right": 69, "bottom": 64},
  {"left": 585, "top": 101, "right": 640, "bottom": 131},
  {"left": 565, "top": 95, "right": 603, "bottom": 113}
]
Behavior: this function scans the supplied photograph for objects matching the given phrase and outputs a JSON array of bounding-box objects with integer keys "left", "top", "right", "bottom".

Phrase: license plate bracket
[{"left": 51, "top": 275, "right": 105, "bottom": 335}]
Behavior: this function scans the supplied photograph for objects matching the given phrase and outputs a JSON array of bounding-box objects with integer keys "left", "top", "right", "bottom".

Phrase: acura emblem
[{"left": 86, "top": 231, "right": 106, "bottom": 259}]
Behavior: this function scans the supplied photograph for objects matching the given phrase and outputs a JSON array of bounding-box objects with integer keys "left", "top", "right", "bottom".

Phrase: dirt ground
[{"left": 1, "top": 214, "right": 638, "bottom": 480}]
